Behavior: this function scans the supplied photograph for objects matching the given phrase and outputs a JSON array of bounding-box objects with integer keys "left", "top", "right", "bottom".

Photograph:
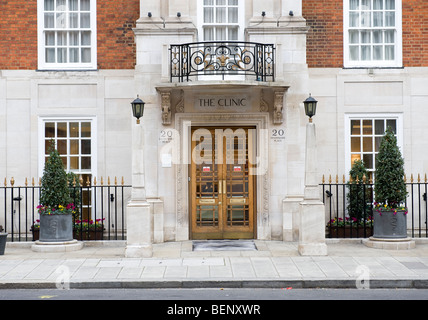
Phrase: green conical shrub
[
  {"left": 39, "top": 141, "right": 72, "bottom": 210},
  {"left": 374, "top": 126, "right": 407, "bottom": 209},
  {"left": 347, "top": 160, "right": 372, "bottom": 220}
]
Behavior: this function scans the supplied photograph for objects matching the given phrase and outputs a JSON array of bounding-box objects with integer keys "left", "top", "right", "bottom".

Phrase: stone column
[
  {"left": 298, "top": 120, "right": 327, "bottom": 256},
  {"left": 125, "top": 121, "right": 153, "bottom": 258}
]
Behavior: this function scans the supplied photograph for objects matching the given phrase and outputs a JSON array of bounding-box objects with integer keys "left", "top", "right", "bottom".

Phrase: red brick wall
[
  {"left": 0, "top": 1, "right": 38, "bottom": 69},
  {"left": 97, "top": 0, "right": 139, "bottom": 69},
  {"left": 303, "top": 0, "right": 428, "bottom": 68},
  {"left": 402, "top": 1, "right": 428, "bottom": 67},
  {"left": 0, "top": 0, "right": 139, "bottom": 70},
  {"left": 303, "top": 0, "right": 344, "bottom": 68}
]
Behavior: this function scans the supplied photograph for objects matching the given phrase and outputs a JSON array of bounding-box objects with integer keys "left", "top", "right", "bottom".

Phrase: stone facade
[{"left": 1, "top": 0, "right": 427, "bottom": 247}]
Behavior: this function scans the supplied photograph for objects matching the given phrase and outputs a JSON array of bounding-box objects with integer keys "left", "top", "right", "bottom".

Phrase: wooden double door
[{"left": 190, "top": 127, "right": 256, "bottom": 239}]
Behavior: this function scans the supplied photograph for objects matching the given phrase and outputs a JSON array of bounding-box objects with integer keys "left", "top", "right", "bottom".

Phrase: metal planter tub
[{"left": 39, "top": 214, "right": 73, "bottom": 242}]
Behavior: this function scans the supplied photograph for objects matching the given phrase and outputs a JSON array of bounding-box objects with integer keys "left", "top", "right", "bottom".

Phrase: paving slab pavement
[{"left": 1, "top": 239, "right": 428, "bottom": 289}]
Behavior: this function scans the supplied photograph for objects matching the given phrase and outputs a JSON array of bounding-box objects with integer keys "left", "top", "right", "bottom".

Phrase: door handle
[{"left": 218, "top": 180, "right": 222, "bottom": 194}]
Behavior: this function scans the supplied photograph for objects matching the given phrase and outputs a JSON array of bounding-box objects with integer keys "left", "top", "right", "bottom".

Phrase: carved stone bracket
[
  {"left": 159, "top": 90, "right": 171, "bottom": 125},
  {"left": 273, "top": 89, "right": 286, "bottom": 124}
]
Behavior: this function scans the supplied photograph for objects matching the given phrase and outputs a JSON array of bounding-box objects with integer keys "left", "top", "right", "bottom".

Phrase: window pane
[
  {"left": 81, "top": 31, "right": 91, "bottom": 45},
  {"left": 373, "top": 12, "right": 383, "bottom": 27},
  {"left": 57, "top": 48, "right": 67, "bottom": 63},
  {"left": 81, "top": 122, "right": 91, "bottom": 137},
  {"left": 44, "top": 0, "right": 54, "bottom": 11},
  {"left": 351, "top": 120, "right": 360, "bottom": 134},
  {"left": 69, "top": 0, "right": 78, "bottom": 11},
  {"left": 228, "top": 27, "right": 238, "bottom": 40},
  {"left": 80, "top": 13, "right": 90, "bottom": 28},
  {"left": 81, "top": 157, "right": 91, "bottom": 170},
  {"left": 361, "top": 46, "right": 371, "bottom": 60},
  {"left": 349, "top": 12, "right": 359, "bottom": 27},
  {"left": 57, "top": 122, "right": 67, "bottom": 137},
  {"left": 45, "top": 122, "right": 55, "bottom": 138},
  {"left": 70, "top": 140, "right": 79, "bottom": 154},
  {"left": 56, "top": 0, "right": 66, "bottom": 9},
  {"left": 351, "top": 154, "right": 361, "bottom": 165},
  {"left": 385, "top": 12, "right": 395, "bottom": 26},
  {"left": 44, "top": 13, "right": 55, "bottom": 28},
  {"left": 56, "top": 12, "right": 66, "bottom": 28},
  {"left": 360, "top": 12, "right": 371, "bottom": 27},
  {"left": 204, "top": 0, "right": 213, "bottom": 4},
  {"left": 362, "top": 119, "right": 372, "bottom": 135},
  {"left": 69, "top": 122, "right": 79, "bottom": 137},
  {"left": 361, "top": 0, "right": 371, "bottom": 9},
  {"left": 80, "top": 0, "right": 90, "bottom": 11},
  {"left": 204, "top": 7, "right": 214, "bottom": 23},
  {"left": 363, "top": 154, "right": 373, "bottom": 169},
  {"left": 204, "top": 27, "right": 214, "bottom": 41},
  {"left": 374, "top": 119, "right": 384, "bottom": 134},
  {"left": 386, "top": 119, "right": 397, "bottom": 133},
  {"left": 349, "top": 46, "right": 359, "bottom": 61},
  {"left": 375, "top": 136, "right": 382, "bottom": 152},
  {"left": 69, "top": 32, "right": 79, "bottom": 46},
  {"left": 351, "top": 137, "right": 361, "bottom": 152},
  {"left": 385, "top": 45, "right": 394, "bottom": 60},
  {"left": 81, "top": 48, "right": 91, "bottom": 62},
  {"left": 373, "top": 46, "right": 382, "bottom": 60},
  {"left": 350, "top": 0, "right": 359, "bottom": 10},
  {"left": 385, "top": 30, "right": 394, "bottom": 43},
  {"left": 57, "top": 139, "right": 67, "bottom": 154},
  {"left": 373, "top": 0, "right": 383, "bottom": 10},
  {"left": 349, "top": 30, "right": 359, "bottom": 44},
  {"left": 363, "top": 137, "right": 373, "bottom": 152},
  {"left": 57, "top": 32, "right": 67, "bottom": 46},
  {"left": 216, "top": 7, "right": 226, "bottom": 23},
  {"left": 81, "top": 140, "right": 91, "bottom": 154},
  {"left": 228, "top": 7, "right": 238, "bottom": 23},
  {"left": 385, "top": 0, "right": 395, "bottom": 10},
  {"left": 70, "top": 156, "right": 79, "bottom": 170},
  {"left": 216, "top": 0, "right": 226, "bottom": 5},
  {"left": 45, "top": 32, "right": 55, "bottom": 45},
  {"left": 373, "top": 30, "right": 382, "bottom": 43},
  {"left": 70, "top": 13, "right": 79, "bottom": 28},
  {"left": 46, "top": 48, "right": 55, "bottom": 62},
  {"left": 361, "top": 31, "right": 371, "bottom": 43}
]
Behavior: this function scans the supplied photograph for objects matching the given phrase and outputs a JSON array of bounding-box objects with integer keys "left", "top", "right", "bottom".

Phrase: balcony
[{"left": 169, "top": 41, "right": 275, "bottom": 82}]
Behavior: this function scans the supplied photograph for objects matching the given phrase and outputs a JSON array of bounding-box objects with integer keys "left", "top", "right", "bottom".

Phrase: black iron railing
[
  {"left": 1, "top": 177, "right": 131, "bottom": 242},
  {"left": 321, "top": 174, "right": 428, "bottom": 238},
  {"left": 170, "top": 41, "right": 275, "bottom": 82}
]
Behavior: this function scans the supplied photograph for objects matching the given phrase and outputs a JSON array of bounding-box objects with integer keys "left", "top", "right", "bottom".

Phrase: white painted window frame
[
  {"left": 37, "top": 0, "right": 97, "bottom": 70},
  {"left": 38, "top": 116, "right": 97, "bottom": 179},
  {"left": 343, "top": 0, "right": 402, "bottom": 68},
  {"left": 197, "top": 0, "right": 245, "bottom": 42},
  {"left": 344, "top": 113, "right": 403, "bottom": 177}
]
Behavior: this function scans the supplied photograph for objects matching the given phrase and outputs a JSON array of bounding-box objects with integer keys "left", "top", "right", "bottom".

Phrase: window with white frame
[
  {"left": 346, "top": 115, "right": 402, "bottom": 180},
  {"left": 40, "top": 118, "right": 96, "bottom": 219},
  {"left": 38, "top": 0, "right": 97, "bottom": 70},
  {"left": 344, "top": 0, "right": 402, "bottom": 67},
  {"left": 200, "top": 0, "right": 243, "bottom": 41}
]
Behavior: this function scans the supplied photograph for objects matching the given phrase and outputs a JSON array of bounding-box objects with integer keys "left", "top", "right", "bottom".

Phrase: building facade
[{"left": 1, "top": 0, "right": 427, "bottom": 245}]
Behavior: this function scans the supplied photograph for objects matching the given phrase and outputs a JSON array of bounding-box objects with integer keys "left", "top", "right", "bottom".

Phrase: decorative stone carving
[
  {"left": 273, "top": 89, "right": 285, "bottom": 124},
  {"left": 160, "top": 90, "right": 172, "bottom": 125},
  {"left": 259, "top": 89, "right": 269, "bottom": 112},
  {"left": 176, "top": 90, "right": 184, "bottom": 113}
]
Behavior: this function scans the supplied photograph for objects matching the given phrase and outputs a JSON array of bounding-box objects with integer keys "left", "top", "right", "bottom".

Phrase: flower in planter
[
  {"left": 327, "top": 216, "right": 373, "bottom": 228},
  {"left": 30, "top": 220, "right": 40, "bottom": 231},
  {"left": 373, "top": 202, "right": 408, "bottom": 216},
  {"left": 74, "top": 218, "right": 105, "bottom": 232}
]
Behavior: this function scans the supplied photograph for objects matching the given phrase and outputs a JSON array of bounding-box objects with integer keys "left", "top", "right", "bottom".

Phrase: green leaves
[
  {"left": 40, "top": 140, "right": 72, "bottom": 208},
  {"left": 374, "top": 126, "right": 407, "bottom": 208}
]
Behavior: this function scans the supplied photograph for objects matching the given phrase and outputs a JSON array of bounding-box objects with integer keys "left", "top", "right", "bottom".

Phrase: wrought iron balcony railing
[{"left": 170, "top": 41, "right": 275, "bottom": 82}]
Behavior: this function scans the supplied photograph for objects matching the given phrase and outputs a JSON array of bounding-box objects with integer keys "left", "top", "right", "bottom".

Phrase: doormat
[{"left": 192, "top": 240, "right": 257, "bottom": 251}]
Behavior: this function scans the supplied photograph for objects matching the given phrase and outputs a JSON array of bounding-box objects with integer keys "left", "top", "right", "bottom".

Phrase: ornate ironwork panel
[{"left": 170, "top": 41, "right": 275, "bottom": 82}]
